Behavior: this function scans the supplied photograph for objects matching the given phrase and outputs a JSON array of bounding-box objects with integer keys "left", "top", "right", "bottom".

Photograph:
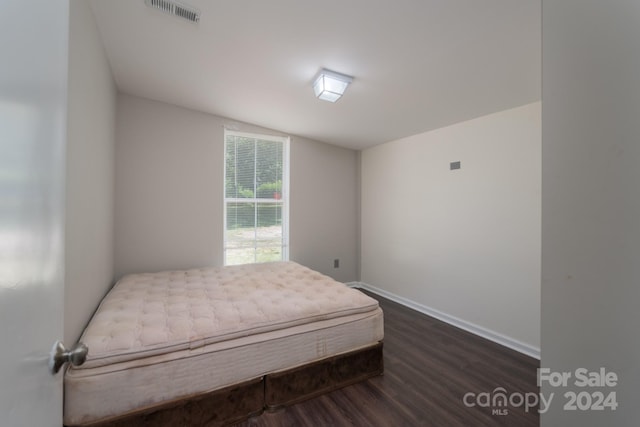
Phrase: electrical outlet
[{"left": 334, "top": 259, "right": 340, "bottom": 269}]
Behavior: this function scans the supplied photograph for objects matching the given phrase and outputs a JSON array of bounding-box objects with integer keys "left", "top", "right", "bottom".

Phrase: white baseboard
[{"left": 346, "top": 281, "right": 540, "bottom": 360}]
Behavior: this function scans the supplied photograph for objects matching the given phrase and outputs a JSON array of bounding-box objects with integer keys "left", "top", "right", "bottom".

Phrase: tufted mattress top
[{"left": 78, "top": 261, "right": 379, "bottom": 369}]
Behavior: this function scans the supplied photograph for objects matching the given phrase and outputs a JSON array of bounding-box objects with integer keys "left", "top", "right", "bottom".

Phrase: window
[{"left": 224, "top": 130, "right": 289, "bottom": 265}]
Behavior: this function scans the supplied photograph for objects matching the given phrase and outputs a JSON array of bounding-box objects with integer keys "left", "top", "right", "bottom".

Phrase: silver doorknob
[{"left": 49, "top": 341, "right": 88, "bottom": 374}]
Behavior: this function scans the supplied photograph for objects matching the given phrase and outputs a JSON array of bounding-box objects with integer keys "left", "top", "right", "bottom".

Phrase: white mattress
[{"left": 64, "top": 261, "right": 384, "bottom": 426}]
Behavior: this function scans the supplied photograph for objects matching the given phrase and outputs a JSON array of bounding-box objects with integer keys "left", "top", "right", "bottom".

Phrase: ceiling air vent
[{"left": 144, "top": 0, "right": 200, "bottom": 23}]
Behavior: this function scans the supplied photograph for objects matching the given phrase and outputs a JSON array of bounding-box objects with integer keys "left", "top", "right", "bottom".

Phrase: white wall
[
  {"left": 361, "top": 102, "right": 541, "bottom": 352},
  {"left": 115, "top": 94, "right": 359, "bottom": 282},
  {"left": 65, "top": 0, "right": 117, "bottom": 343},
  {"left": 541, "top": 1, "right": 640, "bottom": 425},
  {"left": 290, "top": 137, "right": 359, "bottom": 282}
]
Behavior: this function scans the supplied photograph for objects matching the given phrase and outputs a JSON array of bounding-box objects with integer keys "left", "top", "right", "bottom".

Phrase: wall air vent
[{"left": 144, "top": 0, "right": 200, "bottom": 23}]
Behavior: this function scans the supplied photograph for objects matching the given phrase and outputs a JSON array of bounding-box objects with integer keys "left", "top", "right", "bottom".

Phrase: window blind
[{"left": 224, "top": 131, "right": 289, "bottom": 265}]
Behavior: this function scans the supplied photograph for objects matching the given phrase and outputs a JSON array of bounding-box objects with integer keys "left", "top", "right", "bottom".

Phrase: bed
[{"left": 63, "top": 261, "right": 384, "bottom": 426}]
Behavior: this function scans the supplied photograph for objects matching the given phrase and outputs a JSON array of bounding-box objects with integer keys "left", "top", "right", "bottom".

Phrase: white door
[{"left": 0, "top": 0, "right": 69, "bottom": 426}]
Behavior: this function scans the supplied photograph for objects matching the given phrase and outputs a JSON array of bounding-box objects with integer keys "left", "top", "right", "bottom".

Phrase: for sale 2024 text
[{"left": 538, "top": 367, "right": 618, "bottom": 411}]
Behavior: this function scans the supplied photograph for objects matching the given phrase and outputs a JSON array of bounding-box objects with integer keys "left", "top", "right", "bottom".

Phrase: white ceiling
[{"left": 89, "top": 0, "right": 540, "bottom": 150}]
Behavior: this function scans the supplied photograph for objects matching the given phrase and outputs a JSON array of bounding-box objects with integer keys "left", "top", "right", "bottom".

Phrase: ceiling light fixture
[{"left": 313, "top": 69, "right": 353, "bottom": 102}]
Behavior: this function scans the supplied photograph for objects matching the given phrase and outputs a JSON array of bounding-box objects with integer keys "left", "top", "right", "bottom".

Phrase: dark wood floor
[{"left": 234, "top": 290, "right": 539, "bottom": 427}]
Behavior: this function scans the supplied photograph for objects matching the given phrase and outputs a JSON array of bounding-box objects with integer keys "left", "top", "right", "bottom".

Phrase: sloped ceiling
[{"left": 90, "top": 0, "right": 540, "bottom": 150}]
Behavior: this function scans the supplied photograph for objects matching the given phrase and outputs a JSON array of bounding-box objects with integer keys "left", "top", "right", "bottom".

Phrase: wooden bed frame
[{"left": 73, "top": 343, "right": 383, "bottom": 427}]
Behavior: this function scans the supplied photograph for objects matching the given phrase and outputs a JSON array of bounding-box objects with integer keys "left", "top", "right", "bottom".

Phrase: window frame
[{"left": 223, "top": 129, "right": 290, "bottom": 265}]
